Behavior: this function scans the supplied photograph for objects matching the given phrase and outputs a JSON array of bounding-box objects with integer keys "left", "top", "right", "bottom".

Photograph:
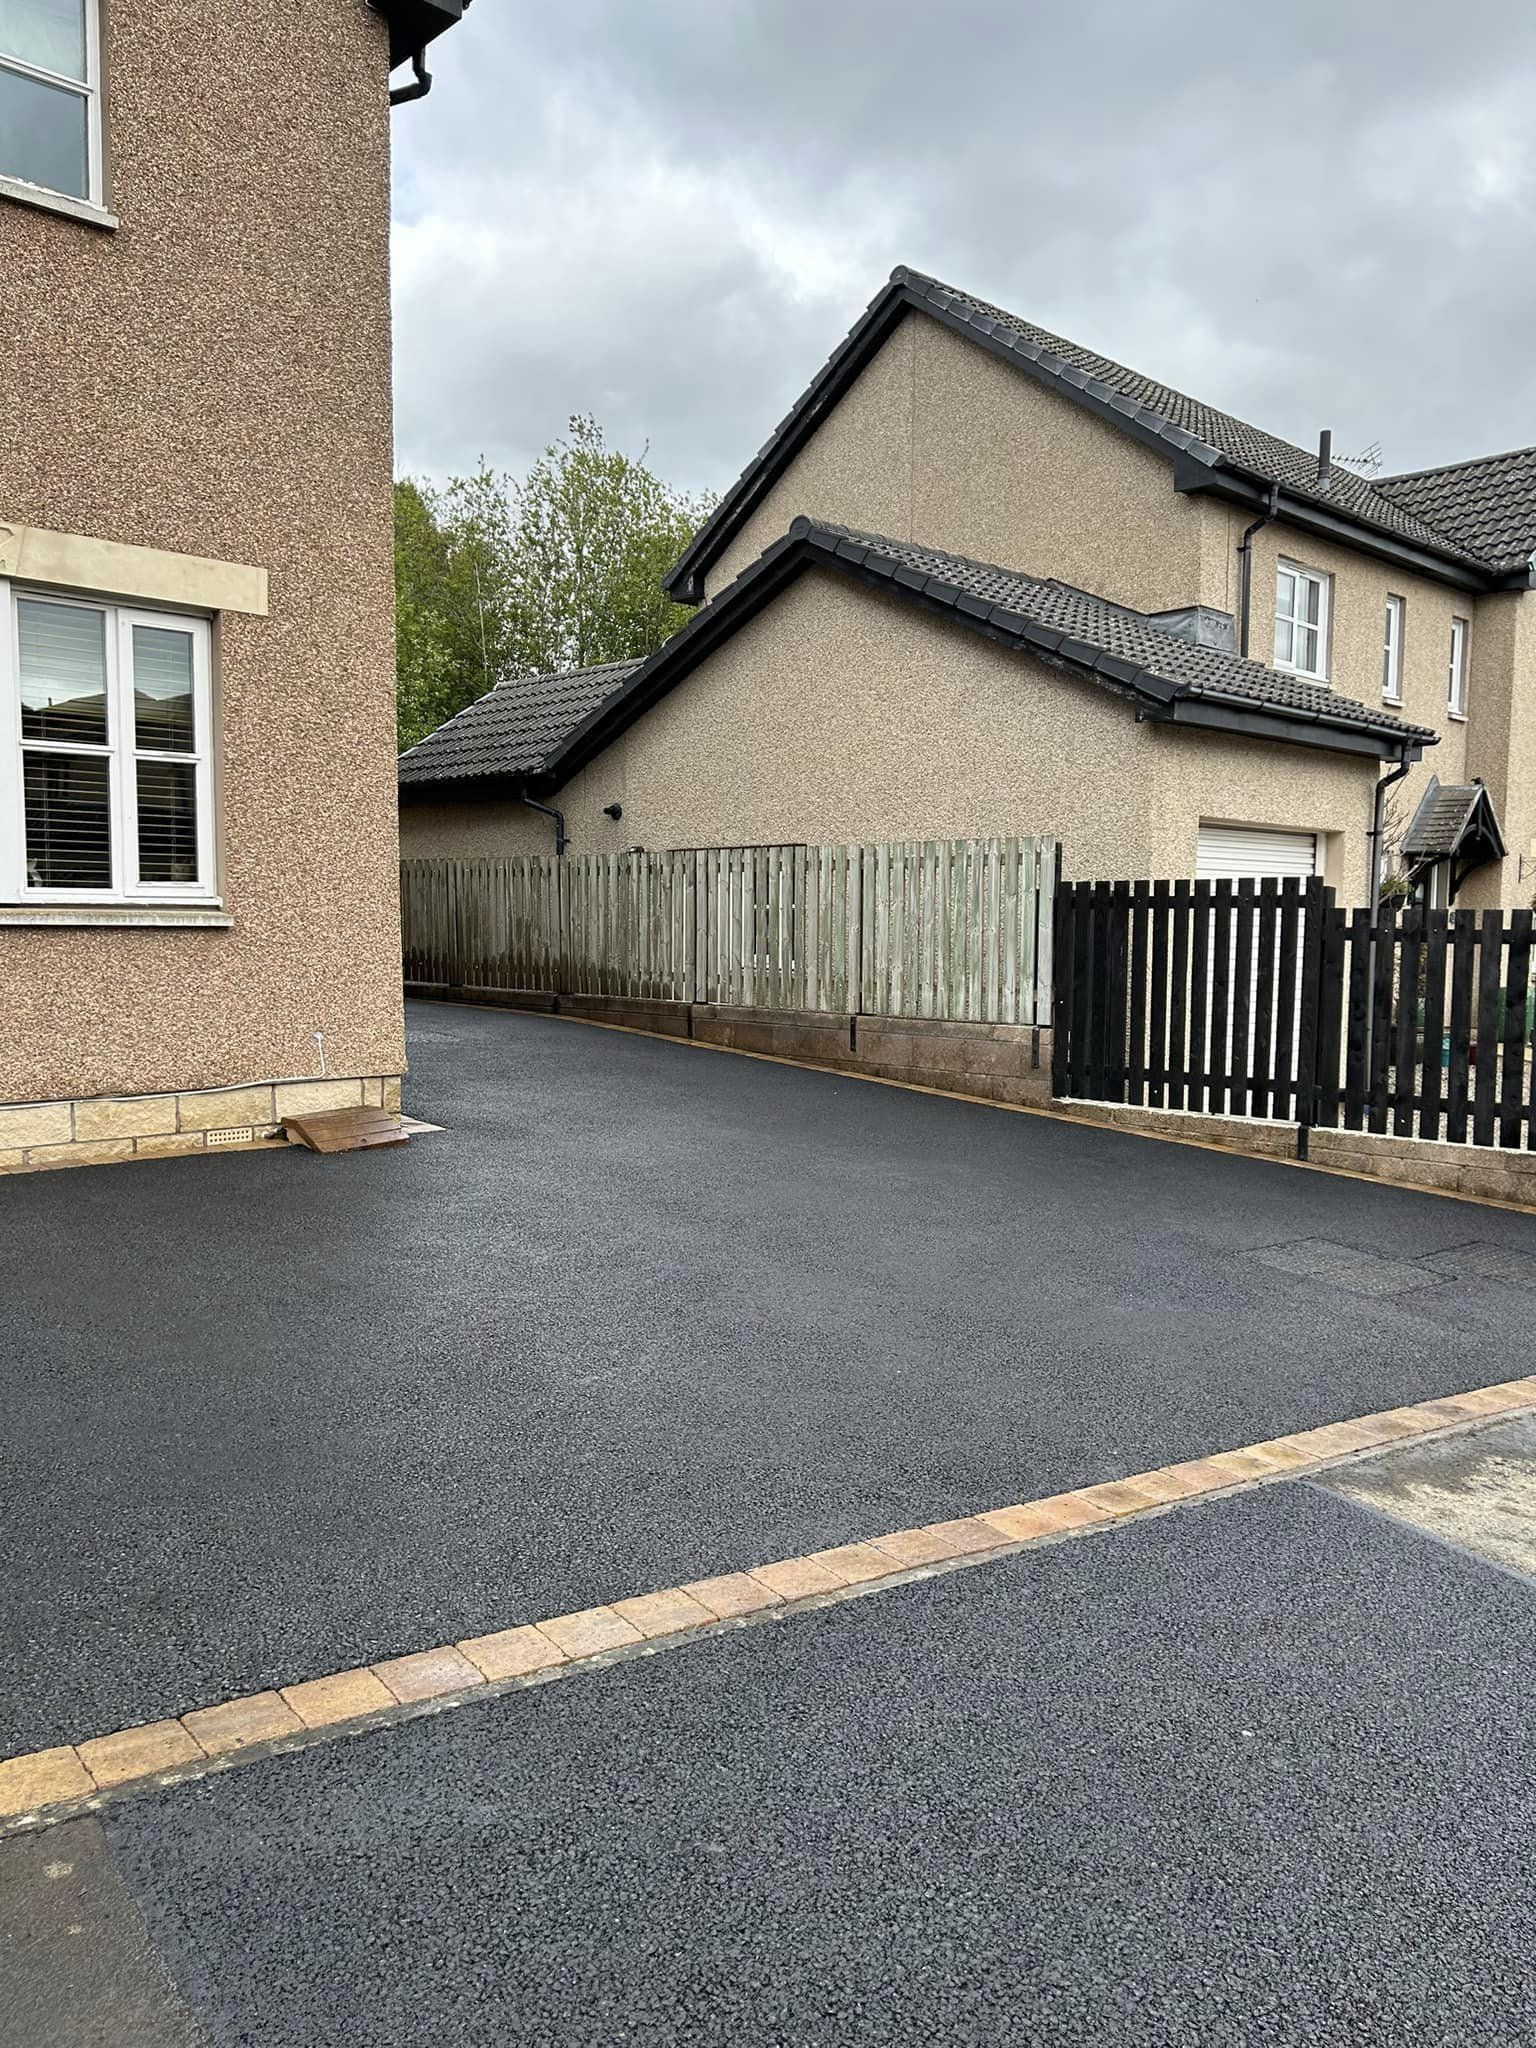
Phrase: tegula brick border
[{"left": 4, "top": 1375, "right": 1534, "bottom": 1837}]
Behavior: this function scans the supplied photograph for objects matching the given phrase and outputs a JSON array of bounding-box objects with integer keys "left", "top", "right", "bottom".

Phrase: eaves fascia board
[
  {"left": 373, "top": 0, "right": 466, "bottom": 69},
  {"left": 398, "top": 768, "right": 528, "bottom": 802},
  {"left": 554, "top": 521, "right": 1432, "bottom": 789},
  {"left": 662, "top": 287, "right": 913, "bottom": 603},
  {"left": 1150, "top": 694, "right": 1428, "bottom": 761},
  {"left": 540, "top": 535, "right": 811, "bottom": 785},
  {"left": 1170, "top": 454, "right": 1492, "bottom": 593},
  {"left": 668, "top": 268, "right": 1503, "bottom": 604}
]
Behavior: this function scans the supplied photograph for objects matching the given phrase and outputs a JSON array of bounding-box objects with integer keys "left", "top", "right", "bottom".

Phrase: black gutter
[
  {"left": 1171, "top": 456, "right": 1492, "bottom": 594},
  {"left": 665, "top": 269, "right": 1497, "bottom": 604},
  {"left": 545, "top": 522, "right": 1436, "bottom": 793},
  {"left": 371, "top": 0, "right": 467, "bottom": 101}
]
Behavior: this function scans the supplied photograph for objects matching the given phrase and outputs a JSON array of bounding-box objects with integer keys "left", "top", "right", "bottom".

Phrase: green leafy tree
[
  {"left": 394, "top": 420, "right": 710, "bottom": 751},
  {"left": 393, "top": 469, "right": 521, "bottom": 749},
  {"left": 503, "top": 415, "right": 707, "bottom": 675}
]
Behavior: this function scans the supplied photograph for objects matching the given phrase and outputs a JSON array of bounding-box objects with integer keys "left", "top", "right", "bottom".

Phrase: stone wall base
[
  {"left": 1057, "top": 1098, "right": 1536, "bottom": 1208},
  {"left": 0, "top": 1073, "right": 405, "bottom": 1177},
  {"left": 407, "top": 984, "right": 1536, "bottom": 1209},
  {"left": 405, "top": 982, "right": 1054, "bottom": 1109}
]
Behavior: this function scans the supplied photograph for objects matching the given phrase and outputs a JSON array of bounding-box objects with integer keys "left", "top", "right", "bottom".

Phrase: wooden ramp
[{"left": 282, "top": 1107, "right": 411, "bottom": 1154}]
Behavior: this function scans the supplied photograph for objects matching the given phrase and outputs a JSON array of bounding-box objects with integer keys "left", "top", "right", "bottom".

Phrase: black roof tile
[
  {"left": 666, "top": 265, "right": 1521, "bottom": 599},
  {"left": 1401, "top": 777, "right": 1505, "bottom": 865},
  {"left": 799, "top": 523, "right": 1436, "bottom": 745},
  {"left": 899, "top": 271, "right": 1484, "bottom": 567},
  {"left": 1376, "top": 447, "right": 1536, "bottom": 576},
  {"left": 397, "top": 660, "right": 642, "bottom": 787}
]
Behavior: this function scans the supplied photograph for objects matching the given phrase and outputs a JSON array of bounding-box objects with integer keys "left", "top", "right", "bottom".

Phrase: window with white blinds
[{"left": 1, "top": 586, "right": 215, "bottom": 903}]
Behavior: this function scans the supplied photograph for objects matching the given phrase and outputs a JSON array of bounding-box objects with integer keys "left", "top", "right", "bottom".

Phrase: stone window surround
[{"left": 0, "top": 522, "right": 266, "bottom": 928}]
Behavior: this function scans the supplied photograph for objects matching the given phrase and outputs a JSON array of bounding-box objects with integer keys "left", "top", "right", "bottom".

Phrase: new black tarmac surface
[
  {"left": 7, "top": 1001, "right": 1536, "bottom": 1753},
  {"left": 95, "top": 1482, "right": 1536, "bottom": 2047}
]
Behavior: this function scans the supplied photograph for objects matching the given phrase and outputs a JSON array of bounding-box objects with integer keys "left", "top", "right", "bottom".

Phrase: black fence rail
[{"left": 1052, "top": 877, "right": 1536, "bottom": 1152}]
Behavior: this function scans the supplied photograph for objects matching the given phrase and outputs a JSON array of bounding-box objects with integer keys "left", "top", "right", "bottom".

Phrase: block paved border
[{"left": 3, "top": 1373, "right": 1534, "bottom": 1838}]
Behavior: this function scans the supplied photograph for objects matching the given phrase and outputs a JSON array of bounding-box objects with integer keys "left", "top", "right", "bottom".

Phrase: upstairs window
[
  {"left": 1382, "top": 595, "right": 1404, "bottom": 702},
  {"left": 1448, "top": 616, "right": 1469, "bottom": 719},
  {"left": 0, "top": 586, "right": 215, "bottom": 903},
  {"left": 0, "top": 0, "right": 102, "bottom": 206},
  {"left": 1274, "top": 561, "right": 1330, "bottom": 681}
]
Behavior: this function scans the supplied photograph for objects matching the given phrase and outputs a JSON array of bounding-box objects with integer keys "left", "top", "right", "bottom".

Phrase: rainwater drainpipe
[
  {"left": 522, "top": 796, "right": 569, "bottom": 856},
  {"left": 390, "top": 49, "right": 433, "bottom": 105},
  {"left": 1236, "top": 482, "right": 1281, "bottom": 657},
  {"left": 1368, "top": 750, "right": 1413, "bottom": 926},
  {"left": 1362, "top": 747, "right": 1415, "bottom": 1088}
]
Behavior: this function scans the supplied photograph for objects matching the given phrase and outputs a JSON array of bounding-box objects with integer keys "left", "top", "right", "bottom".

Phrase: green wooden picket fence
[{"left": 400, "top": 835, "right": 1058, "bottom": 1025}]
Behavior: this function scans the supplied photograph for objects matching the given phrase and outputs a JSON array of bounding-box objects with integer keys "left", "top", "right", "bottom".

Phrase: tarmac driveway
[
  {"left": 10, "top": 1477, "right": 1536, "bottom": 2048},
  {"left": 5, "top": 999, "right": 1536, "bottom": 1755}
]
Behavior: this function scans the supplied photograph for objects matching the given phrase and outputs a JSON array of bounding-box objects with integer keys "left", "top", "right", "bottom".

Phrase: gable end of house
[{"left": 666, "top": 269, "right": 1526, "bottom": 606}]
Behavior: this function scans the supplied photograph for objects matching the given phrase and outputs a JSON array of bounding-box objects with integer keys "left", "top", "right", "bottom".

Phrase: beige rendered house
[
  {"left": 1, "top": 0, "right": 467, "bottom": 1171},
  {"left": 401, "top": 266, "right": 1536, "bottom": 911}
]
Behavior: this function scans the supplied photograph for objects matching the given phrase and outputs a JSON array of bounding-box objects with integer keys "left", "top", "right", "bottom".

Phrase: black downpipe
[
  {"left": 1367, "top": 751, "right": 1413, "bottom": 925},
  {"left": 390, "top": 50, "right": 432, "bottom": 105},
  {"left": 1362, "top": 748, "right": 1414, "bottom": 1089},
  {"left": 523, "top": 796, "right": 568, "bottom": 856},
  {"left": 1236, "top": 483, "right": 1281, "bottom": 657}
]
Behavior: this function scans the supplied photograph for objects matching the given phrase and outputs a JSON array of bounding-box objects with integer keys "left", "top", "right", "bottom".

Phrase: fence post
[
  {"left": 1050, "top": 881, "right": 1074, "bottom": 1097},
  {"left": 1294, "top": 878, "right": 1329, "bottom": 1157}
]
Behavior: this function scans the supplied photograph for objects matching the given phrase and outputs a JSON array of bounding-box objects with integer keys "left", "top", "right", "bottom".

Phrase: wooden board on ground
[{"left": 282, "top": 1107, "right": 410, "bottom": 1153}]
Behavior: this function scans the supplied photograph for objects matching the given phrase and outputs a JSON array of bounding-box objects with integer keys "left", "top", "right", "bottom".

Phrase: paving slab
[{"left": 6, "top": 1001, "right": 1536, "bottom": 1753}]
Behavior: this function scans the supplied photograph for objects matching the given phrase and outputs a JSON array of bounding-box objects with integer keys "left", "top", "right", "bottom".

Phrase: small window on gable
[
  {"left": 1448, "top": 616, "right": 1469, "bottom": 719},
  {"left": 1382, "top": 595, "right": 1404, "bottom": 703},
  {"left": 0, "top": 0, "right": 102, "bottom": 207},
  {"left": 1274, "top": 561, "right": 1330, "bottom": 682},
  {"left": 0, "top": 584, "right": 216, "bottom": 903}
]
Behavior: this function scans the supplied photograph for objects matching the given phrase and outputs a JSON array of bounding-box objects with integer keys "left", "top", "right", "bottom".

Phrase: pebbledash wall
[
  {"left": 0, "top": 1, "right": 406, "bottom": 1169},
  {"left": 698, "top": 311, "right": 1525, "bottom": 908},
  {"left": 398, "top": 572, "right": 1380, "bottom": 898}
]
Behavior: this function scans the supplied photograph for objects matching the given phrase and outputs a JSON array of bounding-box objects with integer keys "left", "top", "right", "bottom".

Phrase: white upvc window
[
  {"left": 1447, "top": 615, "right": 1469, "bottom": 719},
  {"left": 0, "top": 0, "right": 103, "bottom": 206},
  {"left": 1274, "top": 561, "right": 1330, "bottom": 681},
  {"left": 0, "top": 584, "right": 216, "bottom": 904},
  {"left": 1382, "top": 594, "right": 1404, "bottom": 702}
]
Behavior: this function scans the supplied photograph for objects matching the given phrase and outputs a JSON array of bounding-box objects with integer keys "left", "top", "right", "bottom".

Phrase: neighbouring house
[
  {"left": 1, "top": 0, "right": 468, "bottom": 1172},
  {"left": 400, "top": 266, "right": 1536, "bottom": 909}
]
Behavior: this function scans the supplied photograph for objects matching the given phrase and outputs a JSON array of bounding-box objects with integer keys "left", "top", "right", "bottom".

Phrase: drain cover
[
  {"left": 1417, "top": 1243, "right": 1536, "bottom": 1289},
  {"left": 1245, "top": 1238, "right": 1441, "bottom": 1297}
]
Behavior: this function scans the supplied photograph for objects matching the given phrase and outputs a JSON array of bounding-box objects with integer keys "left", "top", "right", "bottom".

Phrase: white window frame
[
  {"left": 1447, "top": 615, "right": 1469, "bottom": 720},
  {"left": 1273, "top": 560, "right": 1331, "bottom": 682},
  {"left": 0, "top": 0, "right": 104, "bottom": 208},
  {"left": 0, "top": 582, "right": 217, "bottom": 905},
  {"left": 1382, "top": 594, "right": 1404, "bottom": 703}
]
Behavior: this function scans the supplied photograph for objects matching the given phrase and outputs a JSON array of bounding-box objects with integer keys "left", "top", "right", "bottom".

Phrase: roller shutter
[{"left": 1196, "top": 825, "right": 1318, "bottom": 883}]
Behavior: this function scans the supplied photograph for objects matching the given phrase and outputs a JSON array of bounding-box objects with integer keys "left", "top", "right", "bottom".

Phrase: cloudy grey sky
[{"left": 391, "top": 0, "right": 1536, "bottom": 497}]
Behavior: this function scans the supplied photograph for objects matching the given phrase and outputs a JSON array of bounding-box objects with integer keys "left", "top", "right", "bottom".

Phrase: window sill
[
  {"left": 0, "top": 173, "right": 117, "bottom": 231},
  {"left": 1447, "top": 711, "right": 1468, "bottom": 724},
  {"left": 0, "top": 904, "right": 230, "bottom": 929}
]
